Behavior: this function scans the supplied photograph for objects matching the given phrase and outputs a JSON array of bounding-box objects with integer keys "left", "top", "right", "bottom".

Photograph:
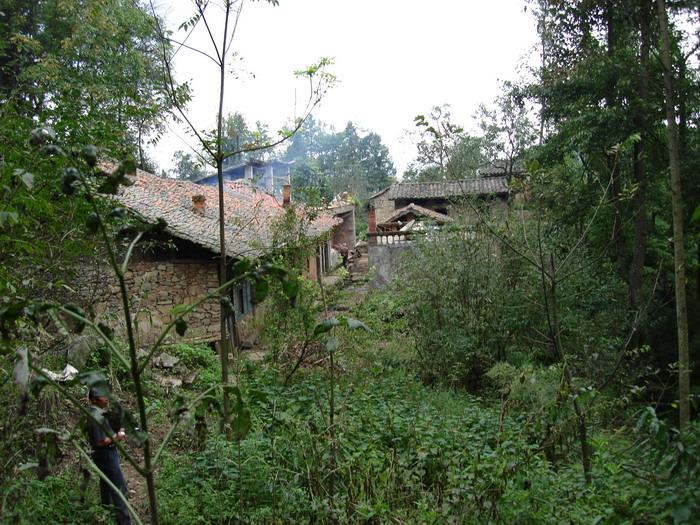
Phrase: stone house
[
  {"left": 368, "top": 176, "right": 510, "bottom": 225},
  {"left": 99, "top": 168, "right": 339, "bottom": 345},
  {"left": 366, "top": 172, "right": 514, "bottom": 287}
]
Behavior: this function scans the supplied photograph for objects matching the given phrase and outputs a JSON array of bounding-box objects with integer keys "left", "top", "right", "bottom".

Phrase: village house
[
  {"left": 366, "top": 165, "right": 519, "bottom": 286},
  {"left": 195, "top": 159, "right": 293, "bottom": 200},
  {"left": 97, "top": 168, "right": 340, "bottom": 346}
]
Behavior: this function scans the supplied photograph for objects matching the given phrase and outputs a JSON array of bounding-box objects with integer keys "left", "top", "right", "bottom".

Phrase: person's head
[{"left": 88, "top": 388, "right": 109, "bottom": 409}]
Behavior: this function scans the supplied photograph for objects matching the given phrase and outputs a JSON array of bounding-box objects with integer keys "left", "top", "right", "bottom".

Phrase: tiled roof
[
  {"left": 386, "top": 176, "right": 509, "bottom": 200},
  {"left": 113, "top": 169, "right": 338, "bottom": 258},
  {"left": 382, "top": 203, "right": 452, "bottom": 224},
  {"left": 478, "top": 160, "right": 524, "bottom": 176}
]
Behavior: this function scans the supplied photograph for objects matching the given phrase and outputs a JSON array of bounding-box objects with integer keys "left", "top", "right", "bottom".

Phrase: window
[{"left": 232, "top": 281, "right": 253, "bottom": 317}]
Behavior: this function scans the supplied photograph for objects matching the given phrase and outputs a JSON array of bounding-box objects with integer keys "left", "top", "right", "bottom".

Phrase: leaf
[
  {"left": 30, "top": 375, "right": 49, "bottom": 397},
  {"left": 313, "top": 317, "right": 339, "bottom": 337},
  {"left": 326, "top": 336, "right": 340, "bottom": 353},
  {"left": 97, "top": 165, "right": 134, "bottom": 194},
  {"left": 97, "top": 322, "right": 114, "bottom": 341},
  {"left": 39, "top": 144, "right": 66, "bottom": 157},
  {"left": 260, "top": 262, "right": 287, "bottom": 279},
  {"left": 147, "top": 217, "right": 168, "bottom": 233},
  {"left": 197, "top": 395, "right": 222, "bottom": 417},
  {"left": 231, "top": 258, "right": 254, "bottom": 279},
  {"left": 120, "top": 408, "right": 147, "bottom": 443},
  {"left": 75, "top": 370, "right": 109, "bottom": 397},
  {"left": 29, "top": 127, "right": 56, "bottom": 147},
  {"left": 109, "top": 207, "right": 127, "bottom": 219},
  {"left": 13, "top": 346, "right": 29, "bottom": 389},
  {"left": 63, "top": 303, "right": 86, "bottom": 334},
  {"left": 14, "top": 169, "right": 34, "bottom": 190},
  {"left": 119, "top": 158, "right": 137, "bottom": 175},
  {"left": 343, "top": 316, "right": 370, "bottom": 331},
  {"left": 81, "top": 145, "right": 98, "bottom": 167},
  {"left": 170, "top": 304, "right": 189, "bottom": 316},
  {"left": 85, "top": 213, "right": 100, "bottom": 234},
  {"left": 175, "top": 318, "right": 188, "bottom": 337},
  {"left": 0, "top": 211, "right": 19, "bottom": 227},
  {"left": 232, "top": 406, "right": 251, "bottom": 441},
  {"left": 672, "top": 506, "right": 691, "bottom": 523},
  {"left": 61, "top": 167, "right": 80, "bottom": 195},
  {"left": 691, "top": 204, "right": 700, "bottom": 224},
  {"left": 282, "top": 275, "right": 300, "bottom": 303},
  {"left": 252, "top": 278, "right": 269, "bottom": 304}
]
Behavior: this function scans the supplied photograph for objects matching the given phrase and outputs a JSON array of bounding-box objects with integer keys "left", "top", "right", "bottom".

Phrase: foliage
[
  {"left": 404, "top": 104, "right": 487, "bottom": 181},
  {"left": 476, "top": 82, "right": 538, "bottom": 171},
  {"left": 0, "top": 0, "right": 173, "bottom": 159},
  {"left": 154, "top": 359, "right": 700, "bottom": 524},
  {"left": 0, "top": 0, "right": 176, "bottom": 320},
  {"left": 283, "top": 117, "right": 396, "bottom": 203},
  {"left": 168, "top": 150, "right": 207, "bottom": 181},
  {"left": 2, "top": 471, "right": 110, "bottom": 524}
]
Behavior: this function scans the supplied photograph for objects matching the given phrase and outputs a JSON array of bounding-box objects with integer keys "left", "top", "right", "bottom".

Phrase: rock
[
  {"left": 241, "top": 340, "right": 254, "bottom": 350},
  {"left": 182, "top": 370, "right": 198, "bottom": 387},
  {"left": 156, "top": 376, "right": 182, "bottom": 389},
  {"left": 153, "top": 352, "right": 179, "bottom": 369},
  {"left": 65, "top": 335, "right": 102, "bottom": 369}
]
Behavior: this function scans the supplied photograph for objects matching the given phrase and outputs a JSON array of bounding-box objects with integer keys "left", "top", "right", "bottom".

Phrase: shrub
[{"left": 2, "top": 471, "right": 110, "bottom": 524}]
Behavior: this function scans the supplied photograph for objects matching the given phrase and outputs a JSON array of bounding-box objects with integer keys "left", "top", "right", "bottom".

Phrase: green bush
[{"left": 2, "top": 471, "right": 110, "bottom": 524}]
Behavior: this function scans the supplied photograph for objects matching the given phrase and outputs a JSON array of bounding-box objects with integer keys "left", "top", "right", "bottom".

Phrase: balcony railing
[{"left": 367, "top": 231, "right": 413, "bottom": 245}]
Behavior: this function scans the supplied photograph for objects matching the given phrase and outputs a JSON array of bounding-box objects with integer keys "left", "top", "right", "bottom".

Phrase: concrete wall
[{"left": 368, "top": 243, "right": 414, "bottom": 288}]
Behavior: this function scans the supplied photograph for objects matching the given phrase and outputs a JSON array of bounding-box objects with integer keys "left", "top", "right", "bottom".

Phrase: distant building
[
  {"left": 366, "top": 163, "right": 520, "bottom": 287},
  {"left": 195, "top": 159, "right": 293, "bottom": 200}
]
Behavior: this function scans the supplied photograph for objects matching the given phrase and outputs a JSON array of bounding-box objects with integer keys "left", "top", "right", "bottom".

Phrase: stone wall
[
  {"left": 333, "top": 209, "right": 356, "bottom": 249},
  {"left": 96, "top": 260, "right": 223, "bottom": 346},
  {"left": 370, "top": 191, "right": 395, "bottom": 224}
]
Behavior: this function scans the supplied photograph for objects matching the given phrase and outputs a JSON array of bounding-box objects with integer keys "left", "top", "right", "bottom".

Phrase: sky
[{"left": 153, "top": 0, "right": 539, "bottom": 176}]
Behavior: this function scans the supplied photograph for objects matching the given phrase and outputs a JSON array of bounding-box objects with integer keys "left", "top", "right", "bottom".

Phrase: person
[
  {"left": 335, "top": 242, "right": 349, "bottom": 269},
  {"left": 86, "top": 388, "right": 132, "bottom": 525}
]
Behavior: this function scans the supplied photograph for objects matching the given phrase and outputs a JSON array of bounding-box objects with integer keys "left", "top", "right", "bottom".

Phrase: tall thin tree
[
  {"left": 149, "top": 0, "right": 332, "bottom": 435},
  {"left": 656, "top": 0, "right": 691, "bottom": 429}
]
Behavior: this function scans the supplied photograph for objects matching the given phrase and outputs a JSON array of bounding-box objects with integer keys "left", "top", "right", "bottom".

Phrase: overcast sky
[{"left": 153, "top": 0, "right": 539, "bottom": 176}]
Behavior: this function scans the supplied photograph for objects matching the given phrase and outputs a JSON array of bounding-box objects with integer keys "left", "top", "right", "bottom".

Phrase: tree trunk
[
  {"left": 217, "top": 3, "right": 233, "bottom": 438},
  {"left": 629, "top": 0, "right": 650, "bottom": 346},
  {"left": 656, "top": 0, "right": 691, "bottom": 429},
  {"left": 604, "top": 1, "right": 627, "bottom": 277}
]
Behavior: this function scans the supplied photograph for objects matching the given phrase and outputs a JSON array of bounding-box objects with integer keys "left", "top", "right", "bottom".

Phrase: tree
[
  {"left": 149, "top": 0, "right": 333, "bottom": 457},
  {"left": 405, "top": 104, "right": 486, "bottom": 181},
  {"left": 283, "top": 119, "right": 395, "bottom": 203},
  {"left": 169, "top": 150, "right": 207, "bottom": 181},
  {"left": 656, "top": 0, "right": 691, "bottom": 429},
  {"left": 0, "top": 0, "right": 174, "bottom": 320},
  {"left": 0, "top": 0, "right": 170, "bottom": 163},
  {"left": 477, "top": 83, "right": 537, "bottom": 176},
  {"left": 526, "top": 0, "right": 699, "bottom": 425}
]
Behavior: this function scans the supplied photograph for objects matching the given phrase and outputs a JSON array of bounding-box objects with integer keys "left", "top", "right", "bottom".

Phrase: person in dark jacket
[{"left": 86, "top": 388, "right": 132, "bottom": 525}]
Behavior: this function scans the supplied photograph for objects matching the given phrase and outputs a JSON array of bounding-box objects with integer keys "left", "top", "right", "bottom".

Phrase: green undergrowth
[
  {"left": 3, "top": 289, "right": 698, "bottom": 524},
  {"left": 156, "top": 361, "right": 700, "bottom": 524},
  {"left": 2, "top": 470, "right": 110, "bottom": 524}
]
